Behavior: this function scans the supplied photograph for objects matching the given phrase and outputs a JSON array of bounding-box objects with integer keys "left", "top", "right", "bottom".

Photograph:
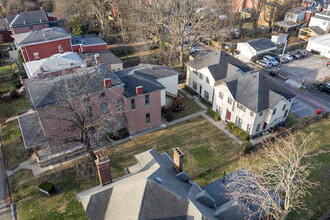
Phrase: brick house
[
  {"left": 6, "top": 10, "right": 50, "bottom": 35},
  {"left": 15, "top": 27, "right": 72, "bottom": 62},
  {"left": 71, "top": 34, "right": 108, "bottom": 53},
  {"left": 19, "top": 64, "right": 167, "bottom": 166}
]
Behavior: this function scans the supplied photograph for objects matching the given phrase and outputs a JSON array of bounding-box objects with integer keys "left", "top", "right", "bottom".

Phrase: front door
[
  {"left": 263, "top": 122, "right": 267, "bottom": 130},
  {"left": 199, "top": 85, "right": 202, "bottom": 94},
  {"left": 226, "top": 110, "right": 231, "bottom": 121}
]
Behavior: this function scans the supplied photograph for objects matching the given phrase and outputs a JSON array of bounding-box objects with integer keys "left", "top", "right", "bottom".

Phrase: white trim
[
  {"left": 72, "top": 43, "right": 107, "bottom": 47},
  {"left": 18, "top": 36, "right": 71, "bottom": 47}
]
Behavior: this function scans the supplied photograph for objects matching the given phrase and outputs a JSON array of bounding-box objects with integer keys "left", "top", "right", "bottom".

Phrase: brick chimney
[
  {"left": 173, "top": 147, "right": 184, "bottom": 172},
  {"left": 136, "top": 86, "right": 143, "bottom": 95},
  {"left": 104, "top": 78, "right": 112, "bottom": 88},
  {"left": 95, "top": 152, "right": 112, "bottom": 186},
  {"left": 58, "top": 45, "right": 64, "bottom": 53},
  {"left": 80, "top": 44, "right": 84, "bottom": 53},
  {"left": 94, "top": 54, "right": 101, "bottom": 64},
  {"left": 84, "top": 59, "right": 92, "bottom": 67}
]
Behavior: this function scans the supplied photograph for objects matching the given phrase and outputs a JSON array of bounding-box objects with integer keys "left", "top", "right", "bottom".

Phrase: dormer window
[{"left": 33, "top": 52, "right": 40, "bottom": 60}]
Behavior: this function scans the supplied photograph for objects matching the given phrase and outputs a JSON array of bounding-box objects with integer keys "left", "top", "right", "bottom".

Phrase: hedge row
[
  {"left": 200, "top": 98, "right": 212, "bottom": 107},
  {"left": 183, "top": 85, "right": 198, "bottom": 96},
  {"left": 207, "top": 108, "right": 220, "bottom": 121},
  {"left": 241, "top": 140, "right": 255, "bottom": 154},
  {"left": 226, "top": 122, "right": 250, "bottom": 140}
]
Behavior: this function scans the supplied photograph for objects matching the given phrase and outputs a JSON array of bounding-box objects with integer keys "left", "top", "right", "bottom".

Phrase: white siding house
[
  {"left": 308, "top": 6, "right": 330, "bottom": 33},
  {"left": 186, "top": 50, "right": 253, "bottom": 103},
  {"left": 213, "top": 72, "right": 295, "bottom": 136},
  {"left": 306, "top": 33, "right": 330, "bottom": 58},
  {"left": 236, "top": 38, "right": 277, "bottom": 60}
]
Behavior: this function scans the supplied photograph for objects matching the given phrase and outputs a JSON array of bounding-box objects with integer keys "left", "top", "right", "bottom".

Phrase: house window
[
  {"left": 282, "top": 104, "right": 286, "bottom": 111},
  {"left": 227, "top": 97, "right": 232, "bottom": 105},
  {"left": 219, "top": 92, "right": 223, "bottom": 99},
  {"left": 250, "top": 111, "right": 254, "bottom": 117},
  {"left": 193, "top": 81, "right": 197, "bottom": 90},
  {"left": 101, "top": 102, "right": 108, "bottom": 114},
  {"left": 246, "top": 124, "right": 251, "bottom": 133},
  {"left": 237, "top": 103, "right": 246, "bottom": 112},
  {"left": 284, "top": 109, "right": 288, "bottom": 118},
  {"left": 193, "top": 70, "right": 198, "bottom": 76},
  {"left": 216, "top": 105, "right": 222, "bottom": 116},
  {"left": 259, "top": 112, "right": 263, "bottom": 116},
  {"left": 145, "top": 94, "right": 150, "bottom": 106},
  {"left": 146, "top": 113, "right": 151, "bottom": 124},
  {"left": 33, "top": 52, "right": 40, "bottom": 60},
  {"left": 273, "top": 108, "right": 277, "bottom": 115},
  {"left": 206, "top": 77, "right": 210, "bottom": 84},
  {"left": 120, "top": 116, "right": 127, "bottom": 127},
  {"left": 199, "top": 73, "right": 203, "bottom": 80},
  {"left": 235, "top": 116, "right": 243, "bottom": 128},
  {"left": 256, "top": 123, "right": 260, "bottom": 132},
  {"left": 118, "top": 98, "right": 124, "bottom": 110},
  {"left": 204, "top": 90, "right": 209, "bottom": 100},
  {"left": 131, "top": 99, "right": 136, "bottom": 110}
]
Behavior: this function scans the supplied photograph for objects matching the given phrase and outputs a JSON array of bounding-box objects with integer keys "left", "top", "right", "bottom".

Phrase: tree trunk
[
  {"left": 279, "top": 210, "right": 288, "bottom": 220},
  {"left": 179, "top": 49, "right": 184, "bottom": 71},
  {"left": 85, "top": 141, "right": 97, "bottom": 160}
]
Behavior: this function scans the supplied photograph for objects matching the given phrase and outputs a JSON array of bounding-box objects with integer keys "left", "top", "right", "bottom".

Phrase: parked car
[
  {"left": 263, "top": 55, "right": 278, "bottom": 66},
  {"left": 275, "top": 55, "right": 289, "bottom": 63},
  {"left": 288, "top": 51, "right": 302, "bottom": 59},
  {"left": 283, "top": 53, "right": 293, "bottom": 61},
  {"left": 295, "top": 50, "right": 307, "bottom": 57},
  {"left": 224, "top": 43, "right": 236, "bottom": 50},
  {"left": 327, "top": 61, "right": 330, "bottom": 67},
  {"left": 256, "top": 59, "right": 272, "bottom": 69},
  {"left": 317, "top": 81, "right": 330, "bottom": 93}
]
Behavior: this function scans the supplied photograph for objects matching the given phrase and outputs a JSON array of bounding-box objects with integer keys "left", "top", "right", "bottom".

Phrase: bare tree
[
  {"left": 226, "top": 132, "right": 321, "bottom": 220},
  {"left": 54, "top": 0, "right": 90, "bottom": 22},
  {"left": 37, "top": 67, "right": 126, "bottom": 160},
  {"left": 89, "top": 0, "right": 113, "bottom": 40}
]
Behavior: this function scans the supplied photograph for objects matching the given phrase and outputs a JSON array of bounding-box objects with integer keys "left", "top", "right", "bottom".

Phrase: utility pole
[{"left": 276, "top": 36, "right": 288, "bottom": 76}]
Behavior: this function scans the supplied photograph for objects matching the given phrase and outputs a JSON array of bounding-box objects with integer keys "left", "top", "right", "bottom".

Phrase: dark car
[
  {"left": 317, "top": 81, "right": 330, "bottom": 93},
  {"left": 288, "top": 51, "right": 302, "bottom": 59},
  {"left": 275, "top": 55, "right": 289, "bottom": 63}
]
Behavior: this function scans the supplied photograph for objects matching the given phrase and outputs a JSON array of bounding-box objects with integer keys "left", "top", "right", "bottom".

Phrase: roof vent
[
  {"left": 155, "top": 177, "right": 163, "bottom": 183},
  {"left": 250, "top": 183, "right": 258, "bottom": 190}
]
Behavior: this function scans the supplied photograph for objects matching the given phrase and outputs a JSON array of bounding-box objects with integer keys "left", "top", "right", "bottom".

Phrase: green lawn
[
  {"left": 0, "top": 97, "right": 31, "bottom": 123},
  {"left": 0, "top": 64, "right": 15, "bottom": 76},
  {"left": 0, "top": 80, "right": 13, "bottom": 93},
  {"left": 286, "top": 112, "right": 311, "bottom": 126},
  {"left": 172, "top": 91, "right": 204, "bottom": 120},
  {"left": 1, "top": 119, "right": 28, "bottom": 168},
  {"left": 10, "top": 116, "right": 241, "bottom": 219}
]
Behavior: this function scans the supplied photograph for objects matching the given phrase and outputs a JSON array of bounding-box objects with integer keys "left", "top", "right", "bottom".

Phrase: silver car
[{"left": 263, "top": 55, "right": 278, "bottom": 66}]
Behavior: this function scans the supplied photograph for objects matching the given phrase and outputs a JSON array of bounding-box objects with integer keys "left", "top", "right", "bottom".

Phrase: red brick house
[
  {"left": 71, "top": 34, "right": 107, "bottom": 53},
  {"left": 15, "top": 27, "right": 72, "bottom": 62},
  {"left": 19, "top": 64, "right": 165, "bottom": 166},
  {"left": 6, "top": 10, "right": 50, "bottom": 35}
]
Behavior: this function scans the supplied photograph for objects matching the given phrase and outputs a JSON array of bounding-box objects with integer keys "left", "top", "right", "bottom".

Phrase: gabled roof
[
  {"left": 7, "top": 10, "right": 48, "bottom": 27},
  {"left": 79, "top": 51, "right": 123, "bottom": 66},
  {"left": 18, "top": 112, "right": 48, "bottom": 149},
  {"left": 243, "top": 38, "right": 277, "bottom": 51},
  {"left": 312, "top": 14, "right": 330, "bottom": 21},
  {"left": 14, "top": 27, "right": 70, "bottom": 46},
  {"left": 23, "top": 52, "right": 84, "bottom": 78},
  {"left": 25, "top": 64, "right": 124, "bottom": 109},
  {"left": 71, "top": 34, "right": 107, "bottom": 46},
  {"left": 225, "top": 72, "right": 296, "bottom": 112},
  {"left": 116, "top": 64, "right": 179, "bottom": 79},
  {"left": 309, "top": 26, "right": 325, "bottom": 35},
  {"left": 186, "top": 50, "right": 252, "bottom": 81}
]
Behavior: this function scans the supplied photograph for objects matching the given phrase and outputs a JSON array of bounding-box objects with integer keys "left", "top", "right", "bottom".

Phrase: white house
[
  {"left": 115, "top": 64, "right": 179, "bottom": 107},
  {"left": 236, "top": 38, "right": 277, "bottom": 60},
  {"left": 213, "top": 72, "right": 296, "bottom": 136},
  {"left": 306, "top": 33, "right": 330, "bottom": 58},
  {"left": 186, "top": 50, "right": 253, "bottom": 103},
  {"left": 284, "top": 7, "right": 306, "bottom": 23},
  {"left": 271, "top": 34, "right": 289, "bottom": 45},
  {"left": 308, "top": 5, "right": 330, "bottom": 33}
]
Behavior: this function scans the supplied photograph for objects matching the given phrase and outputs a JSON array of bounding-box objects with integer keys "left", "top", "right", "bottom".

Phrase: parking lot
[{"left": 270, "top": 53, "right": 330, "bottom": 84}]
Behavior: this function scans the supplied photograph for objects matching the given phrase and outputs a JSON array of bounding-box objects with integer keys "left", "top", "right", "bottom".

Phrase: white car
[
  {"left": 178, "top": 45, "right": 198, "bottom": 53},
  {"left": 263, "top": 55, "right": 278, "bottom": 66},
  {"left": 283, "top": 53, "right": 293, "bottom": 61}
]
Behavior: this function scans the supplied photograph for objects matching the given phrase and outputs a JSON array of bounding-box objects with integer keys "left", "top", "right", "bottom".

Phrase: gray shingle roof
[
  {"left": 245, "top": 38, "right": 277, "bottom": 51},
  {"left": 309, "top": 26, "right": 325, "bottom": 35},
  {"left": 25, "top": 64, "right": 124, "bottom": 109},
  {"left": 115, "top": 64, "right": 179, "bottom": 79},
  {"left": 225, "top": 72, "right": 296, "bottom": 112},
  {"left": 186, "top": 50, "right": 252, "bottom": 81},
  {"left": 5, "top": 15, "right": 16, "bottom": 26},
  {"left": 18, "top": 112, "right": 48, "bottom": 149},
  {"left": 77, "top": 149, "right": 275, "bottom": 220},
  {"left": 71, "top": 34, "right": 107, "bottom": 46},
  {"left": 78, "top": 51, "right": 123, "bottom": 65},
  {"left": 14, "top": 27, "right": 70, "bottom": 46},
  {"left": 8, "top": 10, "right": 48, "bottom": 27},
  {"left": 312, "top": 14, "right": 330, "bottom": 21}
]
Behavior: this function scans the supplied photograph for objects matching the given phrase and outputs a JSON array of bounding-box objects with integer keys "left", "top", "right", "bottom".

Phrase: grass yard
[
  {"left": 10, "top": 116, "right": 241, "bottom": 219},
  {"left": 0, "top": 97, "right": 31, "bottom": 123},
  {"left": 0, "top": 80, "right": 13, "bottom": 93},
  {"left": 1, "top": 119, "right": 29, "bottom": 168},
  {"left": 286, "top": 112, "right": 310, "bottom": 126},
  {"left": 0, "top": 64, "right": 15, "bottom": 76},
  {"left": 172, "top": 91, "right": 204, "bottom": 120}
]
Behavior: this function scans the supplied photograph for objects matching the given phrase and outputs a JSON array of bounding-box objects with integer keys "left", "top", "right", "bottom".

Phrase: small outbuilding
[
  {"left": 306, "top": 33, "right": 330, "bottom": 58},
  {"left": 271, "top": 34, "right": 289, "bottom": 45},
  {"left": 237, "top": 38, "right": 277, "bottom": 60}
]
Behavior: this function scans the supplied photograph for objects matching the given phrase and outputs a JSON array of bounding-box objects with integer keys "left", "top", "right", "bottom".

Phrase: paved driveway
[
  {"left": 290, "top": 98, "right": 317, "bottom": 118},
  {"left": 271, "top": 53, "right": 330, "bottom": 84}
]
